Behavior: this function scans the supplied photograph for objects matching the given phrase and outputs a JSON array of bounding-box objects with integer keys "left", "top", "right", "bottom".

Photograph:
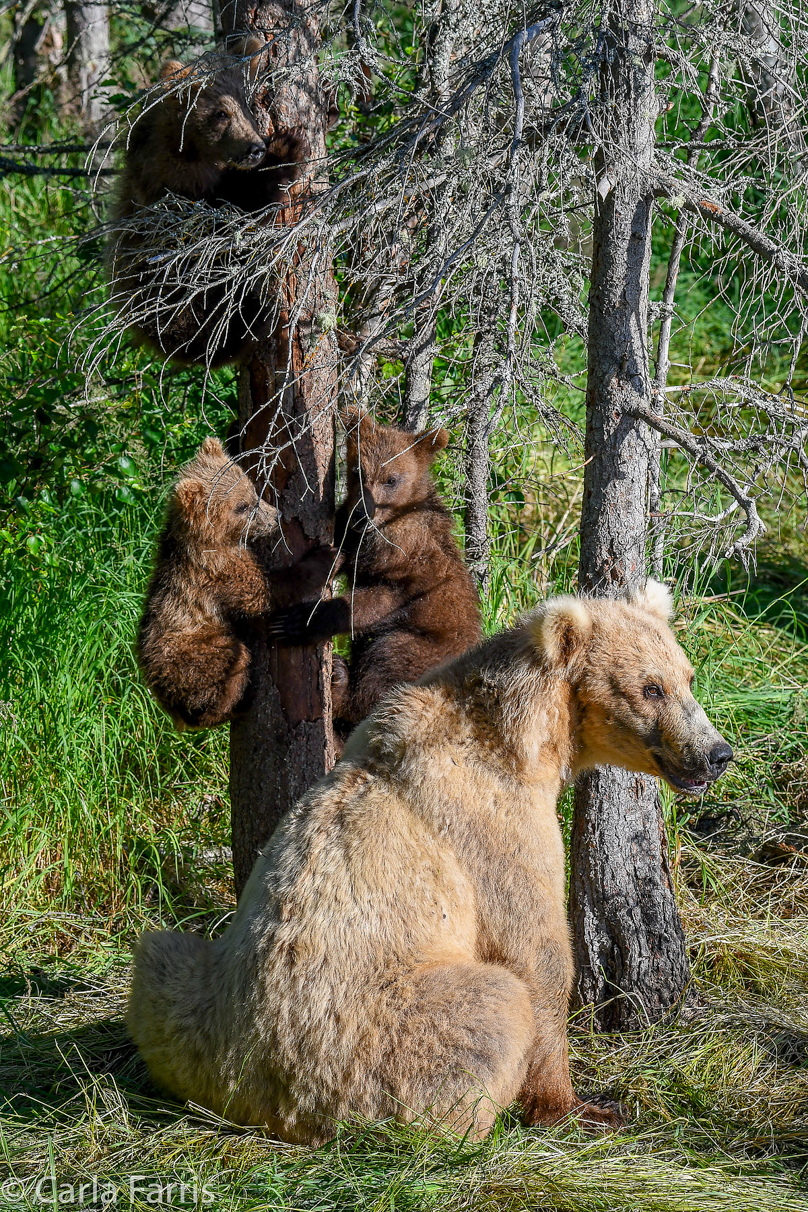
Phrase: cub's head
[
  {"left": 158, "top": 38, "right": 267, "bottom": 170},
  {"left": 172, "top": 437, "right": 278, "bottom": 547},
  {"left": 342, "top": 410, "right": 449, "bottom": 527},
  {"left": 532, "top": 581, "right": 733, "bottom": 795}
]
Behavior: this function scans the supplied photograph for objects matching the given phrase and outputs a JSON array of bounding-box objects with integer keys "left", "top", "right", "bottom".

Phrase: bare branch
[
  {"left": 624, "top": 393, "right": 767, "bottom": 560},
  {"left": 654, "top": 170, "right": 808, "bottom": 296}
]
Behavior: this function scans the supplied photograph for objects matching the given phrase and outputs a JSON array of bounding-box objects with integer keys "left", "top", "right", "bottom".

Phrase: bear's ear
[
  {"left": 414, "top": 426, "right": 449, "bottom": 459},
  {"left": 530, "top": 596, "right": 593, "bottom": 670},
  {"left": 339, "top": 405, "right": 362, "bottom": 430},
  {"left": 229, "top": 34, "right": 268, "bottom": 82},
  {"left": 159, "top": 59, "right": 190, "bottom": 83},
  {"left": 174, "top": 477, "right": 207, "bottom": 518},
  {"left": 627, "top": 578, "right": 674, "bottom": 622},
  {"left": 354, "top": 411, "right": 376, "bottom": 441},
  {"left": 200, "top": 436, "right": 225, "bottom": 460}
]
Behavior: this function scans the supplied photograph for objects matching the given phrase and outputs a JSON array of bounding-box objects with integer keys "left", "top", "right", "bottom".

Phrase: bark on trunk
[
  {"left": 225, "top": 0, "right": 337, "bottom": 897},
  {"left": 65, "top": 0, "right": 109, "bottom": 131},
  {"left": 568, "top": 0, "right": 690, "bottom": 1030},
  {"left": 463, "top": 396, "right": 490, "bottom": 587}
]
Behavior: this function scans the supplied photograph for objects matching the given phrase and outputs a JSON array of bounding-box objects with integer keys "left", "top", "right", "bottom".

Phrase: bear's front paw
[
  {"left": 297, "top": 545, "right": 343, "bottom": 590},
  {"left": 267, "top": 601, "right": 323, "bottom": 644},
  {"left": 267, "top": 127, "right": 307, "bottom": 166}
]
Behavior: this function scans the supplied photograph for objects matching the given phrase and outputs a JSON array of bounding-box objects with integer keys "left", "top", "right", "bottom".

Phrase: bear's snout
[
  {"left": 241, "top": 142, "right": 267, "bottom": 166},
  {"left": 655, "top": 726, "right": 733, "bottom": 796},
  {"left": 707, "top": 740, "right": 733, "bottom": 777}
]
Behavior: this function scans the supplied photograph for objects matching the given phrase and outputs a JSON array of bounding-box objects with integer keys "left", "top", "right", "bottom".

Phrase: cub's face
[
  {"left": 214, "top": 472, "right": 278, "bottom": 545},
  {"left": 175, "top": 438, "right": 279, "bottom": 548},
  {"left": 160, "top": 64, "right": 267, "bottom": 169},
  {"left": 192, "top": 78, "right": 267, "bottom": 168},
  {"left": 342, "top": 414, "right": 448, "bottom": 528},
  {"left": 536, "top": 583, "right": 733, "bottom": 795},
  {"left": 192, "top": 78, "right": 265, "bottom": 167}
]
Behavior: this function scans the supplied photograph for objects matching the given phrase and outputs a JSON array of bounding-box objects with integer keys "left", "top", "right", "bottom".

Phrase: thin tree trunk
[
  {"left": 225, "top": 0, "right": 337, "bottom": 897},
  {"left": 463, "top": 295, "right": 499, "bottom": 589},
  {"left": 568, "top": 0, "right": 691, "bottom": 1030},
  {"left": 463, "top": 396, "right": 490, "bottom": 586},
  {"left": 65, "top": 0, "right": 109, "bottom": 131},
  {"left": 11, "top": 4, "right": 64, "bottom": 128},
  {"left": 401, "top": 0, "right": 467, "bottom": 431},
  {"left": 650, "top": 55, "right": 721, "bottom": 575}
]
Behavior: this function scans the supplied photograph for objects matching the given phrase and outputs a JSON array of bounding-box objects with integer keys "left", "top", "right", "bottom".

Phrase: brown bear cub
[
  {"left": 109, "top": 38, "right": 305, "bottom": 367},
  {"left": 270, "top": 412, "right": 482, "bottom": 737},
  {"left": 127, "top": 582, "right": 733, "bottom": 1142},
  {"left": 138, "top": 437, "right": 333, "bottom": 729}
]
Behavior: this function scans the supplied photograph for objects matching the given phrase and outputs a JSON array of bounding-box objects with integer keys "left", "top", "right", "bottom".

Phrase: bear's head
[
  {"left": 532, "top": 581, "right": 733, "bottom": 794},
  {"left": 157, "top": 39, "right": 267, "bottom": 170},
  {"left": 341, "top": 410, "right": 449, "bottom": 527},
  {"left": 172, "top": 437, "right": 279, "bottom": 548}
]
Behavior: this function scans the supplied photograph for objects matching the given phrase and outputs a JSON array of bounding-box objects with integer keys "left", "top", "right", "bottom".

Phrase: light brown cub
[
  {"left": 128, "top": 581, "right": 732, "bottom": 1139},
  {"left": 137, "top": 437, "right": 332, "bottom": 729}
]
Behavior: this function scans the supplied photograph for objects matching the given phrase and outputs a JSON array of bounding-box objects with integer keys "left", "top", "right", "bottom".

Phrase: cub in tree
[
  {"left": 138, "top": 437, "right": 333, "bottom": 729},
  {"left": 271, "top": 412, "right": 483, "bottom": 737},
  {"left": 127, "top": 583, "right": 734, "bottom": 1142},
  {"left": 108, "top": 38, "right": 305, "bottom": 367}
]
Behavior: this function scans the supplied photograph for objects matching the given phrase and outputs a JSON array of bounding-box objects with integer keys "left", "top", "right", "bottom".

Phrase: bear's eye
[
  {"left": 234, "top": 502, "right": 252, "bottom": 515},
  {"left": 213, "top": 109, "right": 229, "bottom": 122},
  {"left": 643, "top": 683, "right": 665, "bottom": 700},
  {"left": 384, "top": 475, "right": 398, "bottom": 487}
]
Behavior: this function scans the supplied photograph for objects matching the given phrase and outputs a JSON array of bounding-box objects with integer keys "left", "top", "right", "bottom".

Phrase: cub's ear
[
  {"left": 339, "top": 405, "right": 362, "bottom": 430},
  {"left": 200, "top": 436, "right": 225, "bottom": 459},
  {"left": 415, "top": 426, "right": 449, "bottom": 458},
  {"left": 627, "top": 578, "right": 674, "bottom": 622},
  {"left": 340, "top": 408, "right": 376, "bottom": 449},
  {"left": 229, "top": 34, "right": 268, "bottom": 81},
  {"left": 159, "top": 60, "right": 189, "bottom": 82},
  {"left": 530, "top": 596, "right": 593, "bottom": 670},
  {"left": 174, "top": 477, "right": 207, "bottom": 517}
]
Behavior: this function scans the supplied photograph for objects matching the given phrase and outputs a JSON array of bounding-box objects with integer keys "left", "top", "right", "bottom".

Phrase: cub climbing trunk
[
  {"left": 224, "top": 0, "right": 337, "bottom": 896},
  {"left": 568, "top": 0, "right": 690, "bottom": 1030}
]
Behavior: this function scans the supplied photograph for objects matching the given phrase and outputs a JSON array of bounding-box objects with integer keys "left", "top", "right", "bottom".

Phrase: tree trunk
[
  {"left": 11, "top": 5, "right": 64, "bottom": 129},
  {"left": 568, "top": 0, "right": 690, "bottom": 1030},
  {"left": 401, "top": 0, "right": 467, "bottom": 432},
  {"left": 225, "top": 0, "right": 337, "bottom": 898},
  {"left": 65, "top": 0, "right": 109, "bottom": 132},
  {"left": 463, "top": 394, "right": 491, "bottom": 587}
]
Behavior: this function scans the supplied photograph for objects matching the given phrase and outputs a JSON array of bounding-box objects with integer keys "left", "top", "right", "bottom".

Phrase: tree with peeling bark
[
  {"left": 65, "top": 0, "right": 110, "bottom": 131},
  {"left": 213, "top": 2, "right": 339, "bottom": 896},
  {"left": 93, "top": 0, "right": 808, "bottom": 1015}
]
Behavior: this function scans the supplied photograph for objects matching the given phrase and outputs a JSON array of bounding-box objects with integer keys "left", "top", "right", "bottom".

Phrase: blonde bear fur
[{"left": 128, "top": 582, "right": 732, "bottom": 1141}]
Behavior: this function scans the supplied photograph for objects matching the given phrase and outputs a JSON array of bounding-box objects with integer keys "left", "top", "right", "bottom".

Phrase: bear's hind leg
[
  {"left": 127, "top": 930, "right": 219, "bottom": 1106},
  {"left": 517, "top": 1004, "right": 625, "bottom": 1130},
  {"left": 380, "top": 961, "right": 534, "bottom": 1139}
]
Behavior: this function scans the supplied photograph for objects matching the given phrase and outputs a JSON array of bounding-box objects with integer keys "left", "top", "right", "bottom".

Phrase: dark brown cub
[
  {"left": 270, "top": 412, "right": 483, "bottom": 738},
  {"left": 108, "top": 38, "right": 306, "bottom": 367}
]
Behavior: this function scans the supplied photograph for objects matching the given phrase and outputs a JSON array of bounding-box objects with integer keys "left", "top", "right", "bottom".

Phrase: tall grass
[{"left": 0, "top": 491, "right": 229, "bottom": 920}]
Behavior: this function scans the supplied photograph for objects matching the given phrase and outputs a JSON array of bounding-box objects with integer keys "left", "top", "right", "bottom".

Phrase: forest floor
[{"left": 2, "top": 496, "right": 808, "bottom": 1211}]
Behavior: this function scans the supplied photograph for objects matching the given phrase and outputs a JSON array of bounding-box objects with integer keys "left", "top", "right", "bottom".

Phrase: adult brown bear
[
  {"left": 127, "top": 581, "right": 732, "bottom": 1141},
  {"left": 108, "top": 38, "right": 305, "bottom": 367}
]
